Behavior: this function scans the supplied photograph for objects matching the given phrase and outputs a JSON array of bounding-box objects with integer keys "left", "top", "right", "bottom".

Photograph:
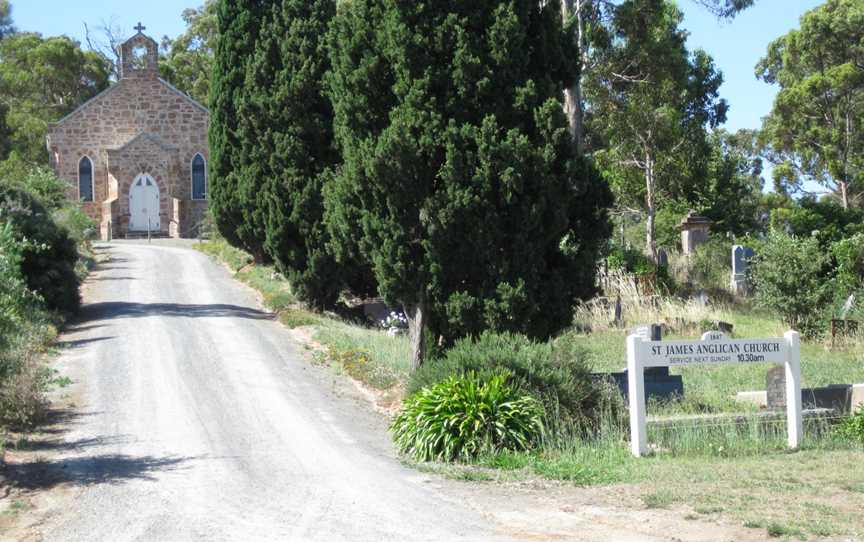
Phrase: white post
[
  {"left": 627, "top": 334, "right": 647, "bottom": 457},
  {"left": 784, "top": 330, "right": 803, "bottom": 449}
]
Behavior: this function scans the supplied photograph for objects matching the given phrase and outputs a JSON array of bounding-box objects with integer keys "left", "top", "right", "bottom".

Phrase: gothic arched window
[
  {"left": 79, "top": 156, "right": 94, "bottom": 202},
  {"left": 191, "top": 154, "right": 207, "bottom": 200}
]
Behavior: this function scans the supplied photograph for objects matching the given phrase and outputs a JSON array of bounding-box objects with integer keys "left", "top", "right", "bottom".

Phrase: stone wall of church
[{"left": 46, "top": 72, "right": 209, "bottom": 238}]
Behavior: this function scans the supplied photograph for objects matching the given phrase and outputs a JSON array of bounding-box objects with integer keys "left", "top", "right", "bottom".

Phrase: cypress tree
[
  {"left": 248, "top": 0, "right": 373, "bottom": 307},
  {"left": 326, "top": 0, "right": 612, "bottom": 368},
  {"left": 209, "top": 0, "right": 268, "bottom": 260}
]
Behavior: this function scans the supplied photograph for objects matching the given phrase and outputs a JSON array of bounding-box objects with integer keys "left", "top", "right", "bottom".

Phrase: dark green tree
[
  {"left": 208, "top": 0, "right": 268, "bottom": 260},
  {"left": 244, "top": 0, "right": 372, "bottom": 307},
  {"left": 326, "top": 0, "right": 612, "bottom": 368}
]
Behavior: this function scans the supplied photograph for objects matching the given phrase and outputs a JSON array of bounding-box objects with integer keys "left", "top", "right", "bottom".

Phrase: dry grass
[{"left": 575, "top": 272, "right": 728, "bottom": 334}]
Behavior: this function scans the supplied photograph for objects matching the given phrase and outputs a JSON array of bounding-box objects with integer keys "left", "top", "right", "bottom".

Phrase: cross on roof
[{"left": 134, "top": 22, "right": 146, "bottom": 33}]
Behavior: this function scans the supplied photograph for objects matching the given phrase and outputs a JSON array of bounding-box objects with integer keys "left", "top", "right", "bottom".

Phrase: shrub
[
  {"left": 409, "top": 332, "right": 598, "bottom": 429},
  {"left": 837, "top": 407, "right": 864, "bottom": 444},
  {"left": 0, "top": 183, "right": 81, "bottom": 314},
  {"left": 687, "top": 236, "right": 733, "bottom": 292},
  {"left": 750, "top": 230, "right": 830, "bottom": 336},
  {"left": 391, "top": 371, "right": 544, "bottom": 462}
]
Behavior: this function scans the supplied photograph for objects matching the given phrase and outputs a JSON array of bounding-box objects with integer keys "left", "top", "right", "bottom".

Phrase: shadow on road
[
  {"left": 3, "top": 454, "right": 192, "bottom": 490},
  {"left": 55, "top": 337, "right": 114, "bottom": 349},
  {"left": 78, "top": 302, "right": 274, "bottom": 321},
  {"left": 88, "top": 276, "right": 137, "bottom": 282}
]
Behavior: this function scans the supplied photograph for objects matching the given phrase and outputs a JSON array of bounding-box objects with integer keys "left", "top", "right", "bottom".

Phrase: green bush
[
  {"left": 837, "top": 407, "right": 864, "bottom": 444},
  {"left": 0, "top": 183, "right": 80, "bottom": 314},
  {"left": 607, "top": 245, "right": 653, "bottom": 274},
  {"left": 750, "top": 230, "right": 830, "bottom": 336},
  {"left": 391, "top": 371, "right": 544, "bottom": 462},
  {"left": 687, "top": 236, "right": 733, "bottom": 292},
  {"left": 409, "top": 332, "right": 598, "bottom": 429}
]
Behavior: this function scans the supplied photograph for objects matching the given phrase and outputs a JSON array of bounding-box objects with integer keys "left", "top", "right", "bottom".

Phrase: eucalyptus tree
[
  {"left": 584, "top": 0, "right": 727, "bottom": 261},
  {"left": 757, "top": 0, "right": 864, "bottom": 210},
  {"left": 560, "top": 0, "right": 752, "bottom": 153}
]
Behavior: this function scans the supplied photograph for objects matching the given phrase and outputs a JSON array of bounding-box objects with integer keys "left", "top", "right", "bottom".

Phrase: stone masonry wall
[{"left": 46, "top": 39, "right": 209, "bottom": 238}]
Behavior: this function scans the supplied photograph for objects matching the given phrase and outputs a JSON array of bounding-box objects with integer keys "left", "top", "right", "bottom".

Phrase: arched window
[
  {"left": 79, "top": 157, "right": 94, "bottom": 202},
  {"left": 191, "top": 154, "right": 206, "bottom": 200}
]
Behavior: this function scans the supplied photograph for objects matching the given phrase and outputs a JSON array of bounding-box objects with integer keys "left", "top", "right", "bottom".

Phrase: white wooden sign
[{"left": 626, "top": 330, "right": 802, "bottom": 457}]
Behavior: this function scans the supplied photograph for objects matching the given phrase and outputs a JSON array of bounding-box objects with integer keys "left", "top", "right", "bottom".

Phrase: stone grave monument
[
  {"left": 680, "top": 211, "right": 712, "bottom": 255},
  {"left": 730, "top": 245, "right": 755, "bottom": 295}
]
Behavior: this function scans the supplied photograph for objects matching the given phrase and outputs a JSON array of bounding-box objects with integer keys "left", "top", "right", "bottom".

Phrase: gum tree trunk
[
  {"left": 561, "top": 0, "right": 586, "bottom": 154},
  {"left": 645, "top": 151, "right": 658, "bottom": 263}
]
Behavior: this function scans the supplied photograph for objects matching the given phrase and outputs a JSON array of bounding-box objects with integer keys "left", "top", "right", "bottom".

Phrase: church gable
[{"left": 45, "top": 24, "right": 210, "bottom": 241}]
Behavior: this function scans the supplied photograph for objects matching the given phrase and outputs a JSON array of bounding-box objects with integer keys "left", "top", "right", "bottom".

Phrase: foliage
[
  {"left": 0, "top": 182, "right": 80, "bottom": 313},
  {"left": 391, "top": 371, "right": 544, "bottom": 462},
  {"left": 0, "top": 32, "right": 111, "bottom": 164},
  {"left": 750, "top": 230, "right": 830, "bottom": 335},
  {"left": 698, "top": 129, "right": 764, "bottom": 236},
  {"left": 241, "top": 0, "right": 374, "bottom": 308},
  {"left": 586, "top": 0, "right": 727, "bottom": 260},
  {"left": 769, "top": 196, "right": 864, "bottom": 245},
  {"left": 0, "top": 0, "right": 14, "bottom": 39},
  {"left": 831, "top": 233, "right": 864, "bottom": 294},
  {"left": 160, "top": 1, "right": 217, "bottom": 104},
  {"left": 837, "top": 407, "right": 864, "bottom": 444},
  {"left": 687, "top": 236, "right": 734, "bottom": 292},
  {"left": 0, "top": 214, "right": 60, "bottom": 429},
  {"left": 325, "top": 0, "right": 611, "bottom": 367},
  {"left": 409, "top": 332, "right": 598, "bottom": 429},
  {"left": 606, "top": 245, "right": 653, "bottom": 275},
  {"left": 756, "top": 0, "right": 864, "bottom": 209},
  {"left": 208, "top": 0, "right": 268, "bottom": 261}
]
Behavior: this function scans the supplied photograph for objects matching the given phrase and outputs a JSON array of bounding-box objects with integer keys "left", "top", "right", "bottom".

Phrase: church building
[{"left": 46, "top": 25, "right": 209, "bottom": 239}]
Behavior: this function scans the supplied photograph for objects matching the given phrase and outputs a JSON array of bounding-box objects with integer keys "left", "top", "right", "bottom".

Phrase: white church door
[{"left": 129, "top": 175, "right": 160, "bottom": 231}]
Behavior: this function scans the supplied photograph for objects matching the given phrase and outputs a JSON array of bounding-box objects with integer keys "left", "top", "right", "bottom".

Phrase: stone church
[{"left": 46, "top": 25, "right": 209, "bottom": 239}]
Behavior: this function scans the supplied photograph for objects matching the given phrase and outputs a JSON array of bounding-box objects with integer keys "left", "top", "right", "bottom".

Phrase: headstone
[
  {"left": 730, "top": 245, "right": 755, "bottom": 295},
  {"left": 766, "top": 365, "right": 787, "bottom": 410},
  {"left": 613, "top": 296, "right": 623, "bottom": 327},
  {"left": 657, "top": 248, "right": 668, "bottom": 267},
  {"left": 680, "top": 211, "right": 712, "bottom": 255}
]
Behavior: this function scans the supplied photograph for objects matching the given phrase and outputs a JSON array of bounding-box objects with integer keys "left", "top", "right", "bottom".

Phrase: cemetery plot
[{"left": 626, "top": 331, "right": 802, "bottom": 457}]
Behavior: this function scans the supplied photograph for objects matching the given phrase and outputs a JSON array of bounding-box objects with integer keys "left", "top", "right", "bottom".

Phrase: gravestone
[
  {"left": 657, "top": 248, "right": 668, "bottom": 267},
  {"left": 731, "top": 245, "right": 755, "bottom": 295},
  {"left": 766, "top": 365, "right": 787, "bottom": 410},
  {"left": 680, "top": 211, "right": 712, "bottom": 255}
]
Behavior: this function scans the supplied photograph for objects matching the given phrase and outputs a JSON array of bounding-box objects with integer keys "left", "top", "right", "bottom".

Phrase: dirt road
[{"left": 2, "top": 242, "right": 763, "bottom": 541}]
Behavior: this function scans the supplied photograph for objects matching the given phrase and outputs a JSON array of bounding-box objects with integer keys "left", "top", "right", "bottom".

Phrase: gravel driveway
[{"left": 3, "top": 241, "right": 763, "bottom": 542}]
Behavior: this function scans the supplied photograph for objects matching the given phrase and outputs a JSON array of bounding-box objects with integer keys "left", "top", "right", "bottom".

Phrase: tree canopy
[
  {"left": 757, "top": 0, "right": 864, "bottom": 209},
  {"left": 325, "top": 0, "right": 611, "bottom": 367},
  {"left": 161, "top": 1, "right": 217, "bottom": 104},
  {"left": 0, "top": 32, "right": 110, "bottom": 165}
]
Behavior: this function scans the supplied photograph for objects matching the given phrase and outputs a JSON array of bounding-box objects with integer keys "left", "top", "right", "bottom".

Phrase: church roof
[
  {"left": 49, "top": 77, "right": 208, "bottom": 129},
  {"left": 107, "top": 132, "right": 178, "bottom": 153}
]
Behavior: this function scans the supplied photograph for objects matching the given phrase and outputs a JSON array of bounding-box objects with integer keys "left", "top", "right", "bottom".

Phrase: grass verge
[{"left": 197, "top": 239, "right": 864, "bottom": 540}]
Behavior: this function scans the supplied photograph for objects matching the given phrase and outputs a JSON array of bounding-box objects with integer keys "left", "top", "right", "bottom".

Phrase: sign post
[{"left": 626, "top": 330, "right": 802, "bottom": 457}]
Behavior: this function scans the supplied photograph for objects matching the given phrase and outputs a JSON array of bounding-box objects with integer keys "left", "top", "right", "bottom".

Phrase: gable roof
[
  {"left": 49, "top": 77, "right": 208, "bottom": 129},
  {"left": 107, "top": 132, "right": 178, "bottom": 153}
]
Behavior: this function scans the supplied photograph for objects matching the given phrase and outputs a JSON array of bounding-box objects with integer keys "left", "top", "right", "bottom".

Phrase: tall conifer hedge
[{"left": 325, "top": 0, "right": 612, "bottom": 367}]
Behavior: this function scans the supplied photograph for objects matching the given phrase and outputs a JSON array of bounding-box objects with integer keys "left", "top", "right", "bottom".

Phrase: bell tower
[{"left": 119, "top": 23, "right": 159, "bottom": 79}]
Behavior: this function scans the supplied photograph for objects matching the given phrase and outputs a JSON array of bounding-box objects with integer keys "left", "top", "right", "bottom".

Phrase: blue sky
[{"left": 12, "top": 0, "right": 822, "bottom": 136}]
